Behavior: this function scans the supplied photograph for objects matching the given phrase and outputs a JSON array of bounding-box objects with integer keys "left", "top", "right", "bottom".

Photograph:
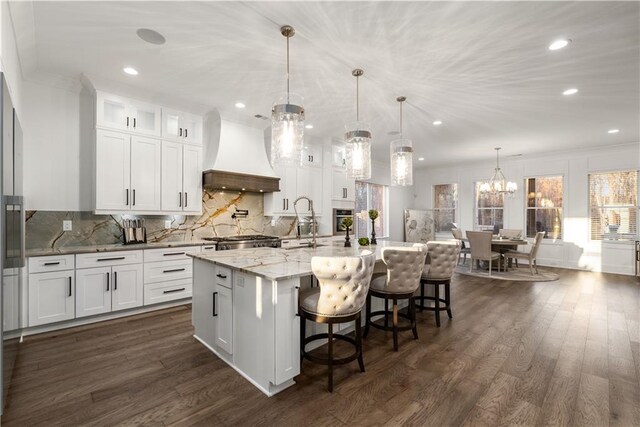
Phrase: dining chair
[
  {"left": 499, "top": 229, "right": 523, "bottom": 239},
  {"left": 466, "top": 231, "right": 501, "bottom": 275},
  {"left": 504, "top": 232, "right": 545, "bottom": 275},
  {"left": 451, "top": 228, "right": 471, "bottom": 265},
  {"left": 364, "top": 244, "right": 428, "bottom": 351},
  {"left": 299, "top": 251, "right": 376, "bottom": 392}
]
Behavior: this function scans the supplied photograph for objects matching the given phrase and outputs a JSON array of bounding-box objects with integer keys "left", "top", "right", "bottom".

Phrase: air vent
[{"left": 254, "top": 114, "right": 269, "bottom": 121}]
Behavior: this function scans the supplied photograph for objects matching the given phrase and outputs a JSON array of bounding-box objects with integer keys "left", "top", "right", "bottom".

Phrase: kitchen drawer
[
  {"left": 144, "top": 279, "right": 192, "bottom": 305},
  {"left": 215, "top": 266, "right": 232, "bottom": 288},
  {"left": 200, "top": 245, "right": 216, "bottom": 253},
  {"left": 76, "top": 250, "right": 143, "bottom": 269},
  {"left": 144, "top": 259, "right": 192, "bottom": 284},
  {"left": 28, "top": 255, "right": 75, "bottom": 273},
  {"left": 144, "top": 246, "right": 201, "bottom": 263}
]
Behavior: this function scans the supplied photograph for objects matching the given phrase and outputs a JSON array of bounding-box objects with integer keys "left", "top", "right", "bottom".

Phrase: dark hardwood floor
[{"left": 2, "top": 268, "right": 639, "bottom": 426}]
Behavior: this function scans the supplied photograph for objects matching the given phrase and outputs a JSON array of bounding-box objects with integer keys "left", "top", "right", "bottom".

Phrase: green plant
[
  {"left": 358, "top": 237, "right": 370, "bottom": 246},
  {"left": 341, "top": 217, "right": 353, "bottom": 229},
  {"left": 368, "top": 209, "right": 379, "bottom": 220}
]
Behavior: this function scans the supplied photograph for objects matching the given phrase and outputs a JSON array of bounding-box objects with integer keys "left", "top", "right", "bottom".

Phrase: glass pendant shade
[
  {"left": 271, "top": 92, "right": 304, "bottom": 166},
  {"left": 345, "top": 121, "right": 371, "bottom": 180},
  {"left": 391, "top": 138, "right": 413, "bottom": 186}
]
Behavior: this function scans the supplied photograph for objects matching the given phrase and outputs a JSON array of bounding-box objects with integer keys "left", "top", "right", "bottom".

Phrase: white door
[
  {"left": 274, "top": 281, "right": 300, "bottom": 385},
  {"left": 129, "top": 100, "right": 161, "bottom": 137},
  {"left": 130, "top": 136, "right": 161, "bottom": 211},
  {"left": 182, "top": 145, "right": 202, "bottom": 213},
  {"left": 182, "top": 113, "right": 203, "bottom": 145},
  {"left": 96, "top": 92, "right": 129, "bottom": 132},
  {"left": 96, "top": 130, "right": 131, "bottom": 211},
  {"left": 162, "top": 108, "right": 182, "bottom": 141},
  {"left": 112, "top": 264, "right": 143, "bottom": 312},
  {"left": 192, "top": 261, "right": 217, "bottom": 348},
  {"left": 28, "top": 271, "right": 75, "bottom": 327},
  {"left": 161, "top": 141, "right": 183, "bottom": 211},
  {"left": 76, "top": 267, "right": 112, "bottom": 318},
  {"left": 215, "top": 283, "right": 233, "bottom": 354}
]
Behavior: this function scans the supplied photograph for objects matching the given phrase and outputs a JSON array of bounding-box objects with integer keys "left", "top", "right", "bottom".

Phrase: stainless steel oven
[{"left": 333, "top": 209, "right": 354, "bottom": 235}]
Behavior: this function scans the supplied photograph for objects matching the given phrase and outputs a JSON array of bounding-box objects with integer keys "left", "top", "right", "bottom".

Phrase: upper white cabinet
[
  {"left": 332, "top": 144, "right": 347, "bottom": 169},
  {"left": 332, "top": 169, "right": 355, "bottom": 202},
  {"left": 264, "top": 165, "right": 298, "bottom": 216},
  {"left": 96, "top": 91, "right": 161, "bottom": 137},
  {"left": 95, "top": 129, "right": 161, "bottom": 213},
  {"left": 162, "top": 108, "right": 202, "bottom": 145},
  {"left": 161, "top": 141, "right": 202, "bottom": 213},
  {"left": 301, "top": 144, "right": 322, "bottom": 168}
]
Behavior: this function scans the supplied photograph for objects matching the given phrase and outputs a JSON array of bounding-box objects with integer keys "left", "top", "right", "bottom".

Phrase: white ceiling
[{"left": 13, "top": 1, "right": 640, "bottom": 166}]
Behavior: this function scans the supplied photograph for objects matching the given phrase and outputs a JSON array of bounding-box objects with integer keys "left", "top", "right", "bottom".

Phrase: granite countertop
[
  {"left": 189, "top": 240, "right": 416, "bottom": 281},
  {"left": 26, "top": 240, "right": 218, "bottom": 257}
]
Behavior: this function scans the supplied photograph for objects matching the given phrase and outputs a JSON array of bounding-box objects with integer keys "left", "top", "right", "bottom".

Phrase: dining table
[{"left": 463, "top": 237, "right": 529, "bottom": 271}]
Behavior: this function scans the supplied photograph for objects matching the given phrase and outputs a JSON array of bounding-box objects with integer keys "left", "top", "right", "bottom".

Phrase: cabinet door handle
[
  {"left": 179, "top": 127, "right": 183, "bottom": 136},
  {"left": 283, "top": 198, "right": 286, "bottom": 211},
  {"left": 294, "top": 286, "right": 300, "bottom": 317},
  {"left": 286, "top": 199, "right": 289, "bottom": 210},
  {"left": 216, "top": 273, "right": 227, "bottom": 279},
  {"left": 126, "top": 189, "right": 129, "bottom": 206},
  {"left": 163, "top": 252, "right": 185, "bottom": 257},
  {"left": 311, "top": 155, "right": 314, "bottom": 162},
  {"left": 163, "top": 268, "right": 186, "bottom": 273},
  {"left": 163, "top": 288, "right": 185, "bottom": 294},
  {"left": 212, "top": 292, "right": 218, "bottom": 317},
  {"left": 133, "top": 118, "right": 136, "bottom": 128},
  {"left": 185, "top": 128, "right": 188, "bottom": 138},
  {"left": 126, "top": 117, "right": 129, "bottom": 127},
  {"left": 179, "top": 192, "right": 182, "bottom": 207},
  {"left": 68, "top": 277, "right": 72, "bottom": 297},
  {"left": 44, "top": 261, "right": 60, "bottom": 266},
  {"left": 132, "top": 189, "right": 136, "bottom": 206},
  {"left": 97, "top": 256, "right": 125, "bottom": 262},
  {"left": 184, "top": 192, "right": 188, "bottom": 207},
  {"left": 106, "top": 272, "right": 110, "bottom": 291},
  {"left": 114, "top": 271, "right": 118, "bottom": 290}
]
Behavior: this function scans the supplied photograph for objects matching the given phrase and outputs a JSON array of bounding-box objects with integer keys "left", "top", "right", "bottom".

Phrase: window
[
  {"left": 525, "top": 176, "right": 563, "bottom": 239},
  {"left": 474, "top": 182, "right": 504, "bottom": 231},
  {"left": 433, "top": 184, "right": 457, "bottom": 232},
  {"left": 589, "top": 171, "right": 638, "bottom": 241},
  {"left": 355, "top": 182, "right": 388, "bottom": 239}
]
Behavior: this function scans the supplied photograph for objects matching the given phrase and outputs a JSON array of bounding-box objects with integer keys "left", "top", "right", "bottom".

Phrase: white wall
[{"left": 413, "top": 143, "right": 640, "bottom": 275}]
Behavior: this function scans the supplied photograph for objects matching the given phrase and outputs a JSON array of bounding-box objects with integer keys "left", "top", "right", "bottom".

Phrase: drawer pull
[
  {"left": 163, "top": 268, "right": 186, "bottom": 273},
  {"left": 97, "top": 257, "right": 125, "bottom": 262},
  {"left": 163, "top": 252, "right": 186, "bottom": 256},
  {"left": 163, "top": 288, "right": 186, "bottom": 294},
  {"left": 203, "top": 246, "right": 215, "bottom": 250},
  {"left": 216, "top": 273, "right": 227, "bottom": 279},
  {"left": 44, "top": 261, "right": 61, "bottom": 266}
]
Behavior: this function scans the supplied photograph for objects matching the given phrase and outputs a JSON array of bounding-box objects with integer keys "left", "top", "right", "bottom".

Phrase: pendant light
[
  {"left": 271, "top": 25, "right": 305, "bottom": 166},
  {"left": 344, "top": 69, "right": 371, "bottom": 180},
  {"left": 481, "top": 147, "right": 517, "bottom": 196},
  {"left": 390, "top": 96, "right": 413, "bottom": 186}
]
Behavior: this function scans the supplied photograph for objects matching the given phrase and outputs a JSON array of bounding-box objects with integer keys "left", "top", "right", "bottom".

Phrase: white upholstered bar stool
[
  {"left": 363, "top": 245, "right": 428, "bottom": 351},
  {"left": 415, "top": 241, "right": 461, "bottom": 327},
  {"left": 299, "top": 251, "right": 376, "bottom": 392}
]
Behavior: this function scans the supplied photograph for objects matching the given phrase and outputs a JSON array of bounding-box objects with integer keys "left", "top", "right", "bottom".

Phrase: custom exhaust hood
[{"left": 202, "top": 113, "right": 280, "bottom": 193}]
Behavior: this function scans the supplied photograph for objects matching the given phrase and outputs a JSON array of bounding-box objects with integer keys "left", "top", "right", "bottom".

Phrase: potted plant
[
  {"left": 368, "top": 209, "right": 379, "bottom": 244},
  {"left": 358, "top": 237, "right": 370, "bottom": 247},
  {"left": 341, "top": 217, "right": 353, "bottom": 247}
]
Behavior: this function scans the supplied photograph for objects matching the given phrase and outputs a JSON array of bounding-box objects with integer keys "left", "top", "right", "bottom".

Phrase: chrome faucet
[{"left": 293, "top": 196, "right": 317, "bottom": 249}]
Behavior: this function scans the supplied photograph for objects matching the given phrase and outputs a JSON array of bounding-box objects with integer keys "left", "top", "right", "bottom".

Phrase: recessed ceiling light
[
  {"left": 432, "top": 120, "right": 442, "bottom": 126},
  {"left": 418, "top": 157, "right": 425, "bottom": 161},
  {"left": 562, "top": 88, "right": 578, "bottom": 96},
  {"left": 305, "top": 124, "right": 313, "bottom": 129},
  {"left": 123, "top": 67, "right": 138, "bottom": 76},
  {"left": 136, "top": 28, "right": 166, "bottom": 45},
  {"left": 235, "top": 102, "right": 246, "bottom": 109},
  {"left": 608, "top": 129, "right": 620, "bottom": 134},
  {"left": 548, "top": 39, "right": 571, "bottom": 51}
]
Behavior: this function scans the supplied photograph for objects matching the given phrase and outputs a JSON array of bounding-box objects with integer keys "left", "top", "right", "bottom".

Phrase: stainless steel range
[{"left": 202, "top": 235, "right": 281, "bottom": 251}]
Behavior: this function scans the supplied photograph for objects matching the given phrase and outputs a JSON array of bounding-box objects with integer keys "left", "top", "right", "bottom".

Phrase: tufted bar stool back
[
  {"left": 299, "top": 251, "right": 375, "bottom": 392},
  {"left": 415, "top": 241, "right": 461, "bottom": 327},
  {"left": 364, "top": 244, "right": 428, "bottom": 351}
]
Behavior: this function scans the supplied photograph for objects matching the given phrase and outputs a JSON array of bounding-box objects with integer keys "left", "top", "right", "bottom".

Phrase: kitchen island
[{"left": 189, "top": 240, "right": 415, "bottom": 396}]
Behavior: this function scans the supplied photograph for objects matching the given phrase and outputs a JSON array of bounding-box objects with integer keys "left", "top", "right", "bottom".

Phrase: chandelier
[
  {"left": 480, "top": 147, "right": 517, "bottom": 195},
  {"left": 390, "top": 96, "right": 413, "bottom": 186},
  {"left": 344, "top": 69, "right": 371, "bottom": 180},
  {"left": 271, "top": 25, "right": 305, "bottom": 166}
]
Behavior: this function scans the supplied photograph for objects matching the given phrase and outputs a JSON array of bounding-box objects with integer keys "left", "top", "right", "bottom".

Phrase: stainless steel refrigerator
[{"left": 0, "top": 72, "right": 25, "bottom": 415}]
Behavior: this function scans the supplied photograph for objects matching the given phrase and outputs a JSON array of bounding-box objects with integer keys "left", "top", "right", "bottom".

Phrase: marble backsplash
[{"left": 26, "top": 190, "right": 297, "bottom": 250}]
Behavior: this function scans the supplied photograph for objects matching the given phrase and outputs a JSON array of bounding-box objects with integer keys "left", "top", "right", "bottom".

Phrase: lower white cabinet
[
  {"left": 214, "top": 282, "right": 233, "bottom": 353},
  {"left": 76, "top": 264, "right": 143, "bottom": 318},
  {"left": 28, "top": 270, "right": 75, "bottom": 327}
]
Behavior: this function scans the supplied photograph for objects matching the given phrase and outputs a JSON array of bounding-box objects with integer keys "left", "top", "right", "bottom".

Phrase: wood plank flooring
[{"left": 2, "top": 268, "right": 639, "bottom": 426}]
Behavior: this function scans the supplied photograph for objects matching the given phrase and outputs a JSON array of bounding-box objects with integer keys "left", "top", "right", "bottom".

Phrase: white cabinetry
[
  {"left": 161, "top": 141, "right": 202, "bottom": 213},
  {"left": 264, "top": 165, "right": 298, "bottom": 215},
  {"left": 162, "top": 108, "right": 202, "bottom": 145},
  {"left": 95, "top": 129, "right": 161, "bottom": 213},
  {"left": 214, "top": 282, "right": 233, "bottom": 354},
  {"left": 296, "top": 167, "right": 323, "bottom": 215},
  {"left": 28, "top": 270, "right": 75, "bottom": 327},
  {"left": 301, "top": 144, "right": 322, "bottom": 168},
  {"left": 143, "top": 247, "right": 197, "bottom": 305},
  {"left": 75, "top": 266, "right": 112, "bottom": 317},
  {"left": 96, "top": 91, "right": 161, "bottom": 137},
  {"left": 332, "top": 169, "right": 355, "bottom": 202}
]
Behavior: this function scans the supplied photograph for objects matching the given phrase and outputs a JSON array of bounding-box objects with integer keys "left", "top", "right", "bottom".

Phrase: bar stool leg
[
  {"left": 392, "top": 298, "right": 399, "bottom": 352},
  {"left": 434, "top": 283, "right": 441, "bottom": 327},
  {"left": 300, "top": 313, "right": 306, "bottom": 364},
  {"left": 355, "top": 315, "right": 365, "bottom": 372},
  {"left": 363, "top": 293, "right": 371, "bottom": 338},
  {"left": 419, "top": 282, "right": 425, "bottom": 312},
  {"left": 410, "top": 297, "right": 418, "bottom": 340},
  {"left": 327, "top": 323, "right": 334, "bottom": 392},
  {"left": 384, "top": 297, "right": 389, "bottom": 328},
  {"left": 445, "top": 281, "right": 452, "bottom": 319}
]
